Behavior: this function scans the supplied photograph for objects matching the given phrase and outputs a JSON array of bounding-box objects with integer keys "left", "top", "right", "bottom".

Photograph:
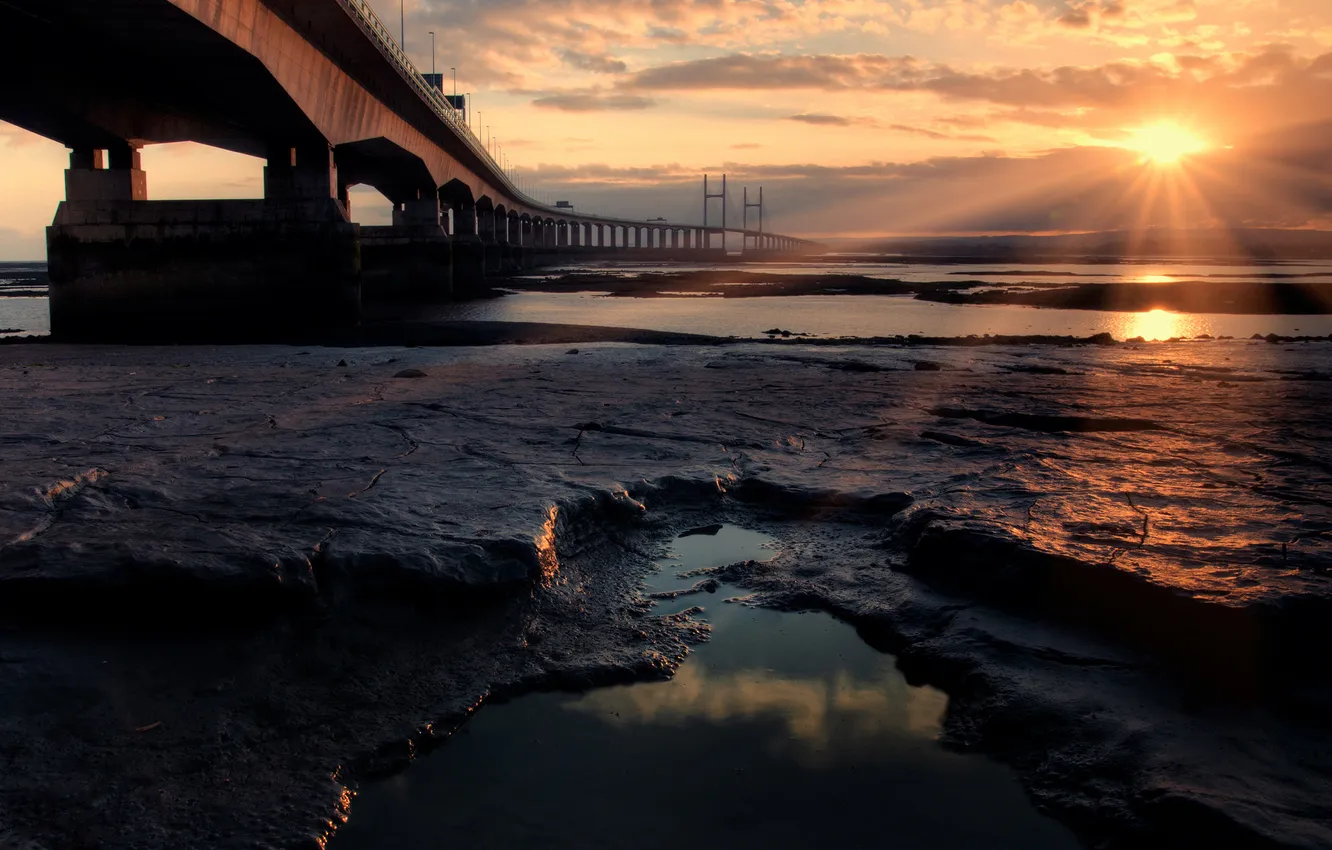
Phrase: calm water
[
  {"left": 447, "top": 291, "right": 1332, "bottom": 340},
  {"left": 333, "top": 526, "right": 1081, "bottom": 850},
  {"left": 550, "top": 258, "right": 1332, "bottom": 286},
  {"left": 458, "top": 258, "right": 1332, "bottom": 340},
  {"left": 7, "top": 259, "right": 1332, "bottom": 340},
  {"left": 0, "top": 262, "right": 47, "bottom": 337}
]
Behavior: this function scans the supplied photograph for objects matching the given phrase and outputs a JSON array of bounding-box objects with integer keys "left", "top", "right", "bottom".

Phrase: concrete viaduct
[{"left": 0, "top": 0, "right": 820, "bottom": 340}]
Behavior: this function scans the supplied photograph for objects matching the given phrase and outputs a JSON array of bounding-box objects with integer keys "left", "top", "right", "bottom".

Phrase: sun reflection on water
[
  {"left": 1113, "top": 308, "right": 1210, "bottom": 341},
  {"left": 565, "top": 662, "right": 948, "bottom": 765}
]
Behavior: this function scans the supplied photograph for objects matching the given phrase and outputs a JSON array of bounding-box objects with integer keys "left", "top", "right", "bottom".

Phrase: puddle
[{"left": 334, "top": 525, "right": 1082, "bottom": 850}]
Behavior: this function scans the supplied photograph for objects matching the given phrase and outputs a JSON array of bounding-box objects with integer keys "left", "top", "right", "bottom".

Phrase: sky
[{"left": 4, "top": 0, "right": 1332, "bottom": 258}]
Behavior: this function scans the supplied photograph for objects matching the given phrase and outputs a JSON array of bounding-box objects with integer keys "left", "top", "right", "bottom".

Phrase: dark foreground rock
[{"left": 0, "top": 340, "right": 1330, "bottom": 849}]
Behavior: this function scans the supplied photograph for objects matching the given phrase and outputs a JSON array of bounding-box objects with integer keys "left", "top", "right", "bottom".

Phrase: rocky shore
[{"left": 1, "top": 333, "right": 1329, "bottom": 849}]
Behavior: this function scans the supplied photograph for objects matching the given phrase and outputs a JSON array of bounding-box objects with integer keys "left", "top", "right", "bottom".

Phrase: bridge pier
[
  {"left": 47, "top": 142, "right": 359, "bottom": 342},
  {"left": 448, "top": 202, "right": 487, "bottom": 296},
  {"left": 478, "top": 208, "right": 505, "bottom": 276},
  {"left": 360, "top": 194, "right": 452, "bottom": 303}
]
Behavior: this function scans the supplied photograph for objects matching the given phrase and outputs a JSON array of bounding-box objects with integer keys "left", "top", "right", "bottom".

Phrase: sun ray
[{"left": 1126, "top": 122, "right": 1209, "bottom": 165}]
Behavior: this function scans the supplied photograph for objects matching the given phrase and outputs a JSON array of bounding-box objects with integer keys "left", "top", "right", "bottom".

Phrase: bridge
[{"left": 0, "top": 0, "right": 820, "bottom": 340}]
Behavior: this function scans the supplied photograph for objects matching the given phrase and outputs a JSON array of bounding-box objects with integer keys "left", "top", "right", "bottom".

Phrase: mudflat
[{"left": 0, "top": 336, "right": 1329, "bottom": 849}]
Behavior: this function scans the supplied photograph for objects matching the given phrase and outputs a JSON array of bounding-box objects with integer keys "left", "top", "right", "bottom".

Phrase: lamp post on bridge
[
  {"left": 429, "top": 31, "right": 435, "bottom": 77},
  {"left": 451, "top": 67, "right": 457, "bottom": 98},
  {"left": 399, "top": 0, "right": 404, "bottom": 48}
]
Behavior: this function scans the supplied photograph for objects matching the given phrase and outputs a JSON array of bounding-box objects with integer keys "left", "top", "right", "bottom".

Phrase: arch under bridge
[{"left": 0, "top": 0, "right": 821, "bottom": 340}]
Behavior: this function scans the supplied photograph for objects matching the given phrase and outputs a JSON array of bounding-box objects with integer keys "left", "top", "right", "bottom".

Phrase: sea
[
  {"left": 3, "top": 256, "right": 1329, "bottom": 849},
  {"left": 6, "top": 258, "right": 1332, "bottom": 340}
]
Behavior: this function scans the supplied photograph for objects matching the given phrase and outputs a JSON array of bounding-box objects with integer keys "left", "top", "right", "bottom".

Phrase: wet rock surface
[{"left": 0, "top": 339, "right": 1330, "bottom": 849}]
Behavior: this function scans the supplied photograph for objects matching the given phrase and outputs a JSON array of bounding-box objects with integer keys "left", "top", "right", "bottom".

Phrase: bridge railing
[
  {"left": 336, "top": 0, "right": 543, "bottom": 209},
  {"left": 332, "top": 0, "right": 819, "bottom": 247}
]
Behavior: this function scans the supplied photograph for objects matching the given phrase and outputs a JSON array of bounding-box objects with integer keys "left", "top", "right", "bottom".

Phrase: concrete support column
[
  {"left": 338, "top": 179, "right": 353, "bottom": 220},
  {"left": 478, "top": 208, "right": 504, "bottom": 275},
  {"left": 47, "top": 138, "right": 358, "bottom": 341},
  {"left": 392, "top": 195, "right": 440, "bottom": 227},
  {"left": 264, "top": 144, "right": 338, "bottom": 208},
  {"left": 450, "top": 201, "right": 486, "bottom": 296},
  {"left": 499, "top": 215, "right": 521, "bottom": 272},
  {"left": 64, "top": 142, "right": 147, "bottom": 204},
  {"left": 364, "top": 191, "right": 452, "bottom": 303}
]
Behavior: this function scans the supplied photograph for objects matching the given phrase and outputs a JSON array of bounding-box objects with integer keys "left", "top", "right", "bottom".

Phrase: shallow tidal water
[
  {"left": 7, "top": 258, "right": 1332, "bottom": 340},
  {"left": 334, "top": 526, "right": 1081, "bottom": 850},
  {"left": 446, "top": 289, "right": 1332, "bottom": 341}
]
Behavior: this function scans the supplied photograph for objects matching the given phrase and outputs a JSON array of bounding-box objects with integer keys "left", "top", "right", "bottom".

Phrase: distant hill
[{"left": 838, "top": 229, "right": 1332, "bottom": 261}]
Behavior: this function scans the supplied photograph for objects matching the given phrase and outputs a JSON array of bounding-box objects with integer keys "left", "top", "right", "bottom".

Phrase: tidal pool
[{"left": 334, "top": 526, "right": 1082, "bottom": 850}]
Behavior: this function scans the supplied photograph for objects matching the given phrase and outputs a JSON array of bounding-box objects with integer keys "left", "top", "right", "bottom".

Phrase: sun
[{"left": 1127, "top": 122, "right": 1208, "bottom": 165}]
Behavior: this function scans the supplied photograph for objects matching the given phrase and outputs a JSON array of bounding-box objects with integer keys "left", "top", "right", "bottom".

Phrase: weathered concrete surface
[
  {"left": 360, "top": 226, "right": 452, "bottom": 304},
  {"left": 450, "top": 236, "right": 487, "bottom": 297},
  {"left": 47, "top": 199, "right": 360, "bottom": 341}
]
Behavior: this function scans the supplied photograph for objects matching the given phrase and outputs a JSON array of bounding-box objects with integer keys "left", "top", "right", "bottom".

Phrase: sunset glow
[
  {"left": 1126, "top": 123, "right": 1209, "bottom": 165},
  {"left": 1, "top": 0, "right": 1331, "bottom": 250}
]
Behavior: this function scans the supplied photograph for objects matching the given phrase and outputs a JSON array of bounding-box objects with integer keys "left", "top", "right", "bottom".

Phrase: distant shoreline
[
  {"left": 4, "top": 319, "right": 1331, "bottom": 349},
  {"left": 509, "top": 269, "right": 1332, "bottom": 316}
]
